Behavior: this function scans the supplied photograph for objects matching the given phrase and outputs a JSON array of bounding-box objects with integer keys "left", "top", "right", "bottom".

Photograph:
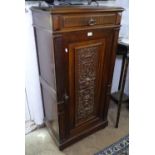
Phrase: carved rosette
[{"left": 75, "top": 46, "right": 99, "bottom": 122}]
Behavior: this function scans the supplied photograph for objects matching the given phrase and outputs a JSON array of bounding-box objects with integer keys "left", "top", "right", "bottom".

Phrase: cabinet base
[{"left": 46, "top": 120, "right": 108, "bottom": 150}]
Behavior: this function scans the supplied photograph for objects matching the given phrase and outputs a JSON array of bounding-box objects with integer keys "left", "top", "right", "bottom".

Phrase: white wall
[
  {"left": 25, "top": 90, "right": 31, "bottom": 121},
  {"left": 25, "top": 1, "right": 129, "bottom": 124},
  {"left": 25, "top": 2, "right": 44, "bottom": 124}
]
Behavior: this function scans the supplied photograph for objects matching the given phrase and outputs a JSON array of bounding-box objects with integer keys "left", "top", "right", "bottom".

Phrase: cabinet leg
[
  {"left": 115, "top": 102, "right": 122, "bottom": 128},
  {"left": 118, "top": 55, "right": 126, "bottom": 90},
  {"left": 115, "top": 56, "right": 129, "bottom": 128}
]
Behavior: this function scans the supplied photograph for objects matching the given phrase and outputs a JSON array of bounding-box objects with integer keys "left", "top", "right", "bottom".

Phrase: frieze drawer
[{"left": 53, "top": 13, "right": 117, "bottom": 31}]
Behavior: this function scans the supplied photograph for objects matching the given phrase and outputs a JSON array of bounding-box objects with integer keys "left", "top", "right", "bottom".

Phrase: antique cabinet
[{"left": 31, "top": 6, "right": 123, "bottom": 150}]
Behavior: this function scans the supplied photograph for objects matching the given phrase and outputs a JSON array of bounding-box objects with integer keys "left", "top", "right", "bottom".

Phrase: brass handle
[{"left": 88, "top": 18, "right": 96, "bottom": 26}]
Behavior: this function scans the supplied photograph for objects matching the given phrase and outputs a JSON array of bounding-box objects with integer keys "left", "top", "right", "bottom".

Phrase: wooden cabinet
[{"left": 31, "top": 6, "right": 123, "bottom": 150}]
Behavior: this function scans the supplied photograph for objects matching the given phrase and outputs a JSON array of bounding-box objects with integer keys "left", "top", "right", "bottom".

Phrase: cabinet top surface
[{"left": 31, "top": 6, "right": 124, "bottom": 14}]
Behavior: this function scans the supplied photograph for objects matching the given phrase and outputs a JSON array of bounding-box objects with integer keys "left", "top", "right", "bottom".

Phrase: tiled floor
[{"left": 25, "top": 101, "right": 129, "bottom": 155}]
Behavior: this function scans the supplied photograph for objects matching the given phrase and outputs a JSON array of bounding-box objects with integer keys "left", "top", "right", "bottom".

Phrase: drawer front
[
  {"left": 63, "top": 13, "right": 116, "bottom": 27},
  {"left": 53, "top": 13, "right": 117, "bottom": 31}
]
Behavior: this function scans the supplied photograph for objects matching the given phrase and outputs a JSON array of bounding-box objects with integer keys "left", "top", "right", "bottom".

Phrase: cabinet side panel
[
  {"left": 34, "top": 27, "right": 60, "bottom": 141},
  {"left": 35, "top": 29, "right": 56, "bottom": 90},
  {"left": 41, "top": 86, "right": 59, "bottom": 139},
  {"left": 32, "top": 11, "right": 52, "bottom": 30}
]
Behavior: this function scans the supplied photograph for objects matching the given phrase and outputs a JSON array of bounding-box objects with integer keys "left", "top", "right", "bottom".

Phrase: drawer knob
[{"left": 88, "top": 18, "right": 96, "bottom": 26}]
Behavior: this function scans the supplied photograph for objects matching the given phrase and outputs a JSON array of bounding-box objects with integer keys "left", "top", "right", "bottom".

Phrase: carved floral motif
[{"left": 75, "top": 46, "right": 99, "bottom": 122}]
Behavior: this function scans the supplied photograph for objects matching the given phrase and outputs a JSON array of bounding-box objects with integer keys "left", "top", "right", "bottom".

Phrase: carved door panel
[{"left": 68, "top": 39, "right": 107, "bottom": 133}]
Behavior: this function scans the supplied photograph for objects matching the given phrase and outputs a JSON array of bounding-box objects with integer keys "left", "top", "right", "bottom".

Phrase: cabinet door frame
[
  {"left": 68, "top": 38, "right": 109, "bottom": 134},
  {"left": 57, "top": 28, "right": 116, "bottom": 138}
]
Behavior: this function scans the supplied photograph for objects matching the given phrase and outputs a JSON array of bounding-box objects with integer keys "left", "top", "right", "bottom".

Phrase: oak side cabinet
[{"left": 31, "top": 6, "right": 123, "bottom": 150}]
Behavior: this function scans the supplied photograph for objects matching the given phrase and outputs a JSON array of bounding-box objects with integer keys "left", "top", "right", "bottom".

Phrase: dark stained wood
[
  {"left": 31, "top": 6, "right": 123, "bottom": 150},
  {"left": 68, "top": 39, "right": 109, "bottom": 132},
  {"left": 58, "top": 13, "right": 117, "bottom": 30},
  {"left": 102, "top": 29, "right": 120, "bottom": 120},
  {"left": 53, "top": 15, "right": 61, "bottom": 31},
  {"left": 59, "top": 120, "right": 108, "bottom": 150},
  {"left": 116, "top": 12, "right": 122, "bottom": 25}
]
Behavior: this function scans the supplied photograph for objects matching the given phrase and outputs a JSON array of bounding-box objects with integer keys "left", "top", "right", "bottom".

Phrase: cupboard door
[{"left": 68, "top": 39, "right": 107, "bottom": 132}]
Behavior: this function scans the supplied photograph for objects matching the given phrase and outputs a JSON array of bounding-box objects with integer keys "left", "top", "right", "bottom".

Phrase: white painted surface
[{"left": 25, "top": 1, "right": 129, "bottom": 124}]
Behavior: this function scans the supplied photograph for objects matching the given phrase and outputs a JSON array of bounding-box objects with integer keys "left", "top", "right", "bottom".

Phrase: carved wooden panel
[
  {"left": 69, "top": 39, "right": 107, "bottom": 127},
  {"left": 71, "top": 41, "right": 105, "bottom": 125},
  {"left": 75, "top": 46, "right": 98, "bottom": 123}
]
